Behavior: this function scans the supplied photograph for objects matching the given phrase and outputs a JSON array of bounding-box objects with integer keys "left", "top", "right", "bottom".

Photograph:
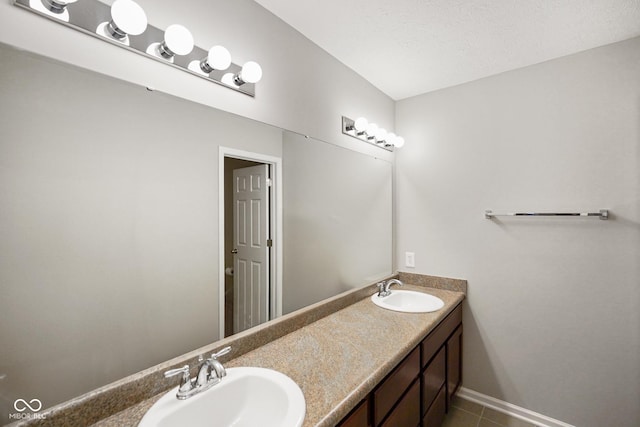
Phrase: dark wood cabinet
[
  {"left": 337, "top": 302, "right": 463, "bottom": 427},
  {"left": 374, "top": 347, "right": 420, "bottom": 425},
  {"left": 422, "top": 346, "right": 445, "bottom": 414},
  {"left": 337, "top": 399, "right": 370, "bottom": 427},
  {"left": 422, "top": 304, "right": 462, "bottom": 368},
  {"left": 446, "top": 325, "right": 463, "bottom": 409},
  {"left": 423, "top": 386, "right": 446, "bottom": 427},
  {"left": 380, "top": 380, "right": 420, "bottom": 427}
]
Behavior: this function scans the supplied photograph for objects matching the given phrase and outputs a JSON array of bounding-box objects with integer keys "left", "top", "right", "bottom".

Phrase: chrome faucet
[
  {"left": 164, "top": 346, "right": 231, "bottom": 400},
  {"left": 196, "top": 347, "right": 229, "bottom": 386},
  {"left": 376, "top": 278, "right": 404, "bottom": 297}
]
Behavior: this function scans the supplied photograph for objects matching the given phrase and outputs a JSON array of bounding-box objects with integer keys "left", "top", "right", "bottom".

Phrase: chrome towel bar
[{"left": 485, "top": 209, "right": 609, "bottom": 220}]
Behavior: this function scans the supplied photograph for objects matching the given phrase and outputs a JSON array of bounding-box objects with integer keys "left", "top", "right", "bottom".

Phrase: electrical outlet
[{"left": 405, "top": 252, "right": 415, "bottom": 268}]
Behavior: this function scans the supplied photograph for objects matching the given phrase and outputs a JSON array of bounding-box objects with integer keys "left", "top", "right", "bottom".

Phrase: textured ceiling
[{"left": 254, "top": 0, "right": 640, "bottom": 100}]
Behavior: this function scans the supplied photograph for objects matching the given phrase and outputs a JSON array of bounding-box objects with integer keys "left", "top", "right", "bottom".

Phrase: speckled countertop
[{"left": 92, "top": 283, "right": 465, "bottom": 427}]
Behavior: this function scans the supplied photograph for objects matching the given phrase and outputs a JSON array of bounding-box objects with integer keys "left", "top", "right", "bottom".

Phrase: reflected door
[{"left": 233, "top": 164, "right": 270, "bottom": 333}]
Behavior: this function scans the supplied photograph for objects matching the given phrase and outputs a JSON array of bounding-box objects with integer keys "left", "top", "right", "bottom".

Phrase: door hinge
[
  {"left": 266, "top": 178, "right": 273, "bottom": 187},
  {"left": 267, "top": 239, "right": 273, "bottom": 247}
]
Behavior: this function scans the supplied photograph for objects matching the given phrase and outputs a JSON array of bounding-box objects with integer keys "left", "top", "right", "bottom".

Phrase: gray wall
[
  {"left": 395, "top": 37, "right": 640, "bottom": 427},
  {"left": 283, "top": 132, "right": 393, "bottom": 313},
  {"left": 0, "top": 45, "right": 282, "bottom": 415},
  {"left": 0, "top": 0, "right": 395, "bottom": 161}
]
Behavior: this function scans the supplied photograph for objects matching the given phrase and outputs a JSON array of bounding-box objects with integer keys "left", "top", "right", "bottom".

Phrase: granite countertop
[{"left": 93, "top": 284, "right": 465, "bottom": 427}]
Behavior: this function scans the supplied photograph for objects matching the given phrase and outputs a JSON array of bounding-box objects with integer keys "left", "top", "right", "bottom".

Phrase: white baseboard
[{"left": 457, "top": 387, "right": 575, "bottom": 427}]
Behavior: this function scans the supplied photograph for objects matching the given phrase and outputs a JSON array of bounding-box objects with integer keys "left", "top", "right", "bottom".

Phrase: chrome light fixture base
[{"left": 14, "top": 0, "right": 257, "bottom": 97}]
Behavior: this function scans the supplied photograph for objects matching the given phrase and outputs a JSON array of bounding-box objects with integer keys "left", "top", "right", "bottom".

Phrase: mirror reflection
[{"left": 0, "top": 42, "right": 392, "bottom": 418}]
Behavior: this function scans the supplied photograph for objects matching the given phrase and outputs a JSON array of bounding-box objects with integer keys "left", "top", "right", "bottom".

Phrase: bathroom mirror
[{"left": 0, "top": 42, "right": 392, "bottom": 419}]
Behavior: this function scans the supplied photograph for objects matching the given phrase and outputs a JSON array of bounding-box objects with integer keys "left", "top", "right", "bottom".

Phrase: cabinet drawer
[
  {"left": 422, "top": 385, "right": 446, "bottom": 427},
  {"left": 422, "top": 304, "right": 462, "bottom": 368},
  {"left": 380, "top": 379, "right": 420, "bottom": 427},
  {"left": 422, "top": 345, "right": 446, "bottom": 414},
  {"left": 338, "top": 398, "right": 370, "bottom": 427},
  {"left": 374, "top": 347, "right": 420, "bottom": 425}
]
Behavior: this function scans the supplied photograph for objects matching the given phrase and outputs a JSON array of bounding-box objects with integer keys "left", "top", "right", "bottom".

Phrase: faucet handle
[
  {"left": 164, "top": 365, "right": 190, "bottom": 379},
  {"left": 211, "top": 346, "right": 231, "bottom": 360},
  {"left": 164, "top": 365, "right": 194, "bottom": 396},
  {"left": 376, "top": 282, "right": 388, "bottom": 297}
]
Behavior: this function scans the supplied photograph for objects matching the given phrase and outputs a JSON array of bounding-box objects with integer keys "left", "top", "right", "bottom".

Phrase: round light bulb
[
  {"left": 375, "top": 128, "right": 388, "bottom": 141},
  {"left": 386, "top": 132, "right": 396, "bottom": 142},
  {"left": 394, "top": 136, "right": 405, "bottom": 148},
  {"left": 207, "top": 45, "right": 231, "bottom": 71},
  {"left": 366, "top": 123, "right": 378, "bottom": 137},
  {"left": 240, "top": 61, "right": 263, "bottom": 84},
  {"left": 111, "top": 0, "right": 147, "bottom": 36},
  {"left": 354, "top": 117, "right": 368, "bottom": 132},
  {"left": 164, "top": 24, "right": 194, "bottom": 56}
]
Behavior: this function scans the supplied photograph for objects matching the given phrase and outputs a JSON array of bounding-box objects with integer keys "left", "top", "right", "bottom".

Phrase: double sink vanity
[
  {"left": 2, "top": 42, "right": 463, "bottom": 427},
  {"left": 11, "top": 272, "right": 465, "bottom": 427}
]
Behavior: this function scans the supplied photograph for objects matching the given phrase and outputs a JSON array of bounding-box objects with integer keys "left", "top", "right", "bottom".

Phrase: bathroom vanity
[{"left": 338, "top": 304, "right": 462, "bottom": 427}]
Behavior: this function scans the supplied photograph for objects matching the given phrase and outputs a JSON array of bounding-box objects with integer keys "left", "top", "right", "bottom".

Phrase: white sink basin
[
  {"left": 371, "top": 290, "right": 444, "bottom": 313},
  {"left": 138, "top": 367, "right": 305, "bottom": 427}
]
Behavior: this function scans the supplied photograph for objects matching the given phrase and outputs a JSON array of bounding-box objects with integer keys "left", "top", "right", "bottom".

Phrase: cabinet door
[
  {"left": 338, "top": 398, "right": 370, "bottom": 427},
  {"left": 423, "top": 385, "right": 446, "bottom": 427},
  {"left": 423, "top": 346, "right": 446, "bottom": 415},
  {"left": 380, "top": 380, "right": 420, "bottom": 427},
  {"left": 446, "top": 325, "right": 463, "bottom": 408}
]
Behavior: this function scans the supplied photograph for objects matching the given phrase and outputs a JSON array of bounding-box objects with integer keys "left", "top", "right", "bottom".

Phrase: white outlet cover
[{"left": 405, "top": 252, "right": 415, "bottom": 268}]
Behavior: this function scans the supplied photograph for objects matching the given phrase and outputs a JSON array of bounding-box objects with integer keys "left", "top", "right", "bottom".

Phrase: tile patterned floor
[{"left": 442, "top": 396, "right": 539, "bottom": 427}]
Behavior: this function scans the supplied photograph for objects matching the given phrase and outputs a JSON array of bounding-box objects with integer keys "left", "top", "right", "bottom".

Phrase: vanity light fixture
[
  {"left": 14, "top": 0, "right": 263, "bottom": 97},
  {"left": 29, "top": 0, "right": 77, "bottom": 22},
  {"left": 96, "top": 0, "right": 147, "bottom": 46},
  {"left": 341, "top": 116, "right": 406, "bottom": 151}
]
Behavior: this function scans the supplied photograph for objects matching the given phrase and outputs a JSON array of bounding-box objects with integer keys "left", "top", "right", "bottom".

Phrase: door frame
[{"left": 218, "top": 146, "right": 283, "bottom": 339}]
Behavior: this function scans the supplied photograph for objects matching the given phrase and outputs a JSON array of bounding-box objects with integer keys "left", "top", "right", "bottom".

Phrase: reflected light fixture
[
  {"left": 148, "top": 24, "right": 194, "bottom": 62},
  {"left": 96, "top": 0, "right": 148, "bottom": 46},
  {"left": 15, "top": 0, "right": 263, "bottom": 97},
  {"left": 341, "top": 116, "right": 406, "bottom": 151},
  {"left": 29, "top": 0, "right": 77, "bottom": 22},
  {"left": 233, "top": 61, "right": 263, "bottom": 86},
  {"left": 345, "top": 117, "right": 368, "bottom": 136}
]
